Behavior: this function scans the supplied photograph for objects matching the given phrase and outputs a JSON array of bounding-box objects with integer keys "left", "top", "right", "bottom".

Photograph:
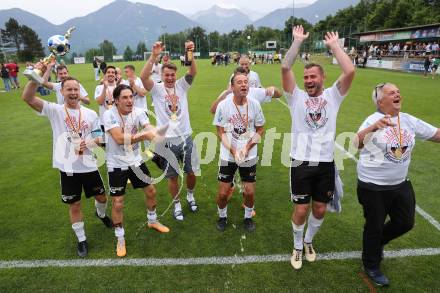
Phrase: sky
[{"left": 2, "top": 0, "right": 318, "bottom": 24}]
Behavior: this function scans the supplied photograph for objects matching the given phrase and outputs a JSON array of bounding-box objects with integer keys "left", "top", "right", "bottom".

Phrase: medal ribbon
[
  {"left": 64, "top": 105, "right": 82, "bottom": 136},
  {"left": 233, "top": 97, "right": 248, "bottom": 133},
  {"left": 388, "top": 113, "right": 402, "bottom": 149}
]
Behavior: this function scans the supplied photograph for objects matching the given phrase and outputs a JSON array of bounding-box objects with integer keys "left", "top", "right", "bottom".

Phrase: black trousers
[{"left": 357, "top": 179, "right": 416, "bottom": 269}]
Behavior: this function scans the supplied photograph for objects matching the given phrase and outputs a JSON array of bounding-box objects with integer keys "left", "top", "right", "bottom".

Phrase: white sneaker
[
  {"left": 173, "top": 209, "right": 184, "bottom": 221},
  {"left": 290, "top": 249, "right": 303, "bottom": 269},
  {"left": 304, "top": 242, "right": 316, "bottom": 262}
]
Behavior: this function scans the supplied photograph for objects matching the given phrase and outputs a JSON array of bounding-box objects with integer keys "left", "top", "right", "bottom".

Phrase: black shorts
[
  {"left": 218, "top": 160, "right": 257, "bottom": 183},
  {"left": 290, "top": 160, "right": 335, "bottom": 204},
  {"left": 108, "top": 163, "right": 152, "bottom": 196},
  {"left": 60, "top": 170, "right": 105, "bottom": 204}
]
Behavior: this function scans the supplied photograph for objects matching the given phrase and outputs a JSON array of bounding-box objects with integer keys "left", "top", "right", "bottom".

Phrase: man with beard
[
  {"left": 43, "top": 63, "right": 90, "bottom": 105},
  {"left": 95, "top": 66, "right": 118, "bottom": 128},
  {"left": 121, "top": 65, "right": 148, "bottom": 111},
  {"left": 281, "top": 26, "right": 355, "bottom": 270},
  {"left": 21, "top": 63, "right": 112, "bottom": 258},
  {"left": 140, "top": 41, "right": 199, "bottom": 221}
]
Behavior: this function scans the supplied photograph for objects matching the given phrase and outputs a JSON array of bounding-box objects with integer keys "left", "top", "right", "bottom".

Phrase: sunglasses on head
[{"left": 374, "top": 83, "right": 387, "bottom": 100}]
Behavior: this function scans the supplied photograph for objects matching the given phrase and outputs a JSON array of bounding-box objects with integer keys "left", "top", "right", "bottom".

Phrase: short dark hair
[
  {"left": 124, "top": 64, "right": 135, "bottom": 71},
  {"left": 56, "top": 65, "right": 68, "bottom": 73},
  {"left": 61, "top": 76, "right": 79, "bottom": 88},
  {"left": 304, "top": 63, "right": 324, "bottom": 76},
  {"left": 231, "top": 66, "right": 248, "bottom": 84},
  {"left": 162, "top": 63, "right": 177, "bottom": 72},
  {"left": 113, "top": 84, "right": 133, "bottom": 99},
  {"left": 104, "top": 65, "right": 116, "bottom": 74}
]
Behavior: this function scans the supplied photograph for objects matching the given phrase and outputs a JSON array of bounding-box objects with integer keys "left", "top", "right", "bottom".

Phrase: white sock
[
  {"left": 174, "top": 200, "right": 182, "bottom": 212},
  {"left": 292, "top": 221, "right": 305, "bottom": 250},
  {"left": 218, "top": 205, "right": 227, "bottom": 218},
  {"left": 187, "top": 189, "right": 195, "bottom": 202},
  {"left": 244, "top": 205, "right": 254, "bottom": 219},
  {"left": 304, "top": 213, "right": 324, "bottom": 244},
  {"left": 115, "top": 226, "right": 125, "bottom": 242},
  {"left": 95, "top": 200, "right": 107, "bottom": 218},
  {"left": 72, "top": 221, "right": 86, "bottom": 242},
  {"left": 147, "top": 209, "right": 157, "bottom": 224}
]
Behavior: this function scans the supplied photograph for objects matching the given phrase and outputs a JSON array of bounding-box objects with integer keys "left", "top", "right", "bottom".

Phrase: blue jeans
[{"left": 2, "top": 78, "right": 11, "bottom": 91}]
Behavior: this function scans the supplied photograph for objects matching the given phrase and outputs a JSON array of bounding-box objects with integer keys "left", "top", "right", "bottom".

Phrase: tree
[
  {"left": 85, "top": 48, "right": 102, "bottom": 63},
  {"left": 135, "top": 41, "right": 147, "bottom": 56},
  {"left": 3, "top": 18, "right": 21, "bottom": 53},
  {"left": 19, "top": 25, "right": 44, "bottom": 61},
  {"left": 123, "top": 45, "right": 134, "bottom": 61},
  {"left": 98, "top": 40, "right": 116, "bottom": 61}
]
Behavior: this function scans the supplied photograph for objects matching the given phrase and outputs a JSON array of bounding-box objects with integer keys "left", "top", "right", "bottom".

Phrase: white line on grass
[
  {"left": 1, "top": 248, "right": 440, "bottom": 269},
  {"left": 335, "top": 142, "right": 440, "bottom": 232}
]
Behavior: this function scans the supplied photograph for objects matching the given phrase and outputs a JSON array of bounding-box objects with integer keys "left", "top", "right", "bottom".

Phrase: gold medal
[
  {"left": 395, "top": 147, "right": 402, "bottom": 159},
  {"left": 171, "top": 112, "right": 177, "bottom": 121}
]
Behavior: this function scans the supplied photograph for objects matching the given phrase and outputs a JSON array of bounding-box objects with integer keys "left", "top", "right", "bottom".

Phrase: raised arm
[
  {"left": 22, "top": 81, "right": 45, "bottom": 113},
  {"left": 185, "top": 40, "right": 197, "bottom": 84},
  {"left": 324, "top": 31, "right": 356, "bottom": 96},
  {"left": 42, "top": 61, "right": 56, "bottom": 90},
  {"left": 140, "top": 42, "right": 164, "bottom": 91},
  {"left": 95, "top": 82, "right": 107, "bottom": 106},
  {"left": 281, "top": 25, "right": 309, "bottom": 94}
]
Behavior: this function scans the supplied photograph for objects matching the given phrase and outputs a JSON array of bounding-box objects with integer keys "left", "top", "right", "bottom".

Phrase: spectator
[
  {"left": 1, "top": 63, "right": 11, "bottom": 92},
  {"left": 5, "top": 60, "right": 19, "bottom": 89}
]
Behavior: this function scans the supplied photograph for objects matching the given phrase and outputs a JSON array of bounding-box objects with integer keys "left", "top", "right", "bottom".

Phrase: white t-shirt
[
  {"left": 151, "top": 63, "right": 163, "bottom": 82},
  {"left": 229, "top": 70, "right": 262, "bottom": 88},
  {"left": 103, "top": 107, "right": 149, "bottom": 169},
  {"left": 225, "top": 88, "right": 272, "bottom": 104},
  {"left": 150, "top": 77, "right": 192, "bottom": 138},
  {"left": 94, "top": 84, "right": 116, "bottom": 124},
  {"left": 40, "top": 102, "right": 101, "bottom": 173},
  {"left": 357, "top": 112, "right": 437, "bottom": 185},
  {"left": 285, "top": 83, "right": 346, "bottom": 162},
  {"left": 213, "top": 96, "right": 265, "bottom": 162},
  {"left": 53, "top": 82, "right": 88, "bottom": 105},
  {"left": 121, "top": 77, "right": 148, "bottom": 111}
]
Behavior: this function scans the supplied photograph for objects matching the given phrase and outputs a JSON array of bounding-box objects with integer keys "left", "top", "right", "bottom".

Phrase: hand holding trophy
[{"left": 23, "top": 27, "right": 76, "bottom": 84}]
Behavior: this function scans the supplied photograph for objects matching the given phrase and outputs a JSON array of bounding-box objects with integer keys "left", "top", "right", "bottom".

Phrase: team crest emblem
[{"left": 305, "top": 97, "right": 328, "bottom": 129}]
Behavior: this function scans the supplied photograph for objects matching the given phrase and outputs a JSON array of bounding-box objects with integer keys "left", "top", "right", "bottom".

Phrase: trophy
[
  {"left": 184, "top": 40, "right": 194, "bottom": 66},
  {"left": 23, "top": 27, "right": 76, "bottom": 84}
]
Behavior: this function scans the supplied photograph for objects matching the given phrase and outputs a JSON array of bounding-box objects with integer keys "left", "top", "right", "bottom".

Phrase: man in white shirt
[
  {"left": 355, "top": 83, "right": 440, "bottom": 286},
  {"left": 229, "top": 55, "right": 262, "bottom": 88},
  {"left": 95, "top": 66, "right": 117, "bottom": 129},
  {"left": 141, "top": 41, "right": 199, "bottom": 221},
  {"left": 281, "top": 26, "right": 355, "bottom": 270},
  {"left": 103, "top": 84, "right": 170, "bottom": 258},
  {"left": 42, "top": 64, "right": 90, "bottom": 105},
  {"left": 213, "top": 73, "right": 265, "bottom": 232},
  {"left": 121, "top": 64, "right": 148, "bottom": 111},
  {"left": 21, "top": 70, "right": 112, "bottom": 258}
]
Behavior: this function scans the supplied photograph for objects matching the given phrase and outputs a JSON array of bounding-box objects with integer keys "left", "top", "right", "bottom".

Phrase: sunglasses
[{"left": 374, "top": 83, "right": 387, "bottom": 101}]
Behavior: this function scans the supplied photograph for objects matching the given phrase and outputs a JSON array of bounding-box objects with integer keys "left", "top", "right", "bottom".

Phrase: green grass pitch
[{"left": 0, "top": 58, "right": 439, "bottom": 292}]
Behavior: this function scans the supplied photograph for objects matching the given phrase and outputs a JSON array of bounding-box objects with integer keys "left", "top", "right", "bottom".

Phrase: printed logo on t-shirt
[
  {"left": 228, "top": 113, "right": 249, "bottom": 140},
  {"left": 383, "top": 127, "right": 413, "bottom": 163},
  {"left": 64, "top": 116, "right": 89, "bottom": 141},
  {"left": 164, "top": 93, "right": 181, "bottom": 118},
  {"left": 304, "top": 97, "right": 328, "bottom": 129}
]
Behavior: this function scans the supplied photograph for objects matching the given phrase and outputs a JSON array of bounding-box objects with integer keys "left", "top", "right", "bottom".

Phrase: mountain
[
  {"left": 254, "top": 0, "right": 360, "bottom": 29},
  {"left": 192, "top": 5, "right": 252, "bottom": 33},
  {"left": 0, "top": 0, "right": 197, "bottom": 53}
]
